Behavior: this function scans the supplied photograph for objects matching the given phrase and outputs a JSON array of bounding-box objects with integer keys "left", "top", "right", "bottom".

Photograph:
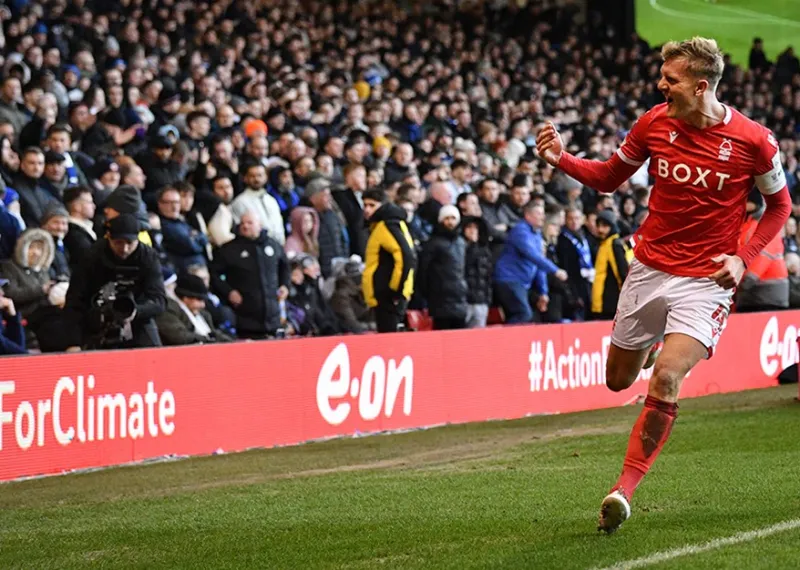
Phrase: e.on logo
[
  {"left": 316, "top": 343, "right": 413, "bottom": 426},
  {"left": 759, "top": 316, "right": 800, "bottom": 377}
]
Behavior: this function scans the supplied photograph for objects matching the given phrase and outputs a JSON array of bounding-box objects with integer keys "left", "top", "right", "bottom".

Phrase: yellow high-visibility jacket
[{"left": 362, "top": 203, "right": 416, "bottom": 308}]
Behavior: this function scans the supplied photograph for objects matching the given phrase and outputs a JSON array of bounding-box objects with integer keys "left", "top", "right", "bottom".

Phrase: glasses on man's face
[{"left": 160, "top": 199, "right": 180, "bottom": 206}]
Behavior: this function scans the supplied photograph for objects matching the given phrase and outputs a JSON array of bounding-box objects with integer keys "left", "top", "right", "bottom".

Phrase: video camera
[{"left": 87, "top": 269, "right": 138, "bottom": 349}]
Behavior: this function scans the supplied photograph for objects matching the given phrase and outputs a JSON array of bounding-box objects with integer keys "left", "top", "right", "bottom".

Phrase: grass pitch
[
  {"left": 0, "top": 385, "right": 798, "bottom": 569},
  {"left": 636, "top": 0, "right": 800, "bottom": 64}
]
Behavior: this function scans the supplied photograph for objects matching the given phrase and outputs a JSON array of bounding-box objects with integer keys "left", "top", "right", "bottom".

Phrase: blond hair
[{"left": 661, "top": 37, "right": 725, "bottom": 89}]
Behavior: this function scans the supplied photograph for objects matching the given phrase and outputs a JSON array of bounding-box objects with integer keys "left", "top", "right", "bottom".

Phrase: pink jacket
[{"left": 284, "top": 206, "right": 320, "bottom": 256}]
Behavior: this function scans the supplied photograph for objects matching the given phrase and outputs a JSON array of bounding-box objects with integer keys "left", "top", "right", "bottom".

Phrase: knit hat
[
  {"left": 595, "top": 210, "right": 619, "bottom": 234},
  {"left": 41, "top": 203, "right": 69, "bottom": 225},
  {"left": 108, "top": 214, "right": 140, "bottom": 240},
  {"left": 105, "top": 185, "right": 141, "bottom": 215},
  {"left": 372, "top": 136, "right": 392, "bottom": 154},
  {"left": 162, "top": 266, "right": 177, "bottom": 287},
  {"left": 93, "top": 158, "right": 119, "bottom": 179},
  {"left": 158, "top": 88, "right": 180, "bottom": 105},
  {"left": 304, "top": 176, "right": 331, "bottom": 199},
  {"left": 438, "top": 204, "right": 461, "bottom": 224},
  {"left": 175, "top": 274, "right": 208, "bottom": 300},
  {"left": 243, "top": 118, "right": 268, "bottom": 138},
  {"left": 353, "top": 80, "right": 371, "bottom": 101},
  {"left": 152, "top": 133, "right": 174, "bottom": 149}
]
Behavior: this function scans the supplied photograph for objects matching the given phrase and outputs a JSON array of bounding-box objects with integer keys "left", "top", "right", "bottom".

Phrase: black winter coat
[
  {"left": 462, "top": 217, "right": 493, "bottom": 305},
  {"left": 136, "top": 151, "right": 183, "bottom": 208},
  {"left": 289, "top": 277, "right": 339, "bottom": 336},
  {"left": 63, "top": 239, "right": 166, "bottom": 349},
  {"left": 417, "top": 225, "right": 468, "bottom": 320},
  {"left": 333, "top": 188, "right": 368, "bottom": 258},
  {"left": 316, "top": 208, "right": 348, "bottom": 278},
  {"left": 211, "top": 231, "right": 290, "bottom": 337},
  {"left": 13, "top": 174, "right": 58, "bottom": 228},
  {"left": 556, "top": 229, "right": 593, "bottom": 318},
  {"left": 64, "top": 221, "right": 96, "bottom": 274}
]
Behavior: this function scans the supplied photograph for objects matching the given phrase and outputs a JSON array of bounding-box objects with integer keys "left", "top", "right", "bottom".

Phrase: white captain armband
[{"left": 754, "top": 150, "right": 787, "bottom": 195}]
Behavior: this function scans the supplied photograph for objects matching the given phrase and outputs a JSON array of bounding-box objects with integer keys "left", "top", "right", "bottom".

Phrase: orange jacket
[{"left": 739, "top": 217, "right": 788, "bottom": 281}]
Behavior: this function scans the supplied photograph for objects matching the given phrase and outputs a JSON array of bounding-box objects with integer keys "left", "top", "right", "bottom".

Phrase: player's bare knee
[{"left": 650, "top": 362, "right": 684, "bottom": 400}]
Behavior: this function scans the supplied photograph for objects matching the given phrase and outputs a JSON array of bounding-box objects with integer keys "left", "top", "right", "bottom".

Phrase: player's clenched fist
[
  {"left": 536, "top": 121, "right": 564, "bottom": 166},
  {"left": 709, "top": 254, "right": 745, "bottom": 289}
]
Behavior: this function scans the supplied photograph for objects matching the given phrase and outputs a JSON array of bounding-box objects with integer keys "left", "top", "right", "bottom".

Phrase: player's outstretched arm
[{"left": 536, "top": 122, "right": 640, "bottom": 194}]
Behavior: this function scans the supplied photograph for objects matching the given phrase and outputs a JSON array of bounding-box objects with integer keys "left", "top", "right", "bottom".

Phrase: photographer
[{"left": 64, "top": 214, "right": 166, "bottom": 350}]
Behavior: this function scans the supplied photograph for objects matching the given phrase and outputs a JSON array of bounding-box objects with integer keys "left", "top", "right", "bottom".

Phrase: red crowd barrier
[{"left": 1, "top": 310, "right": 798, "bottom": 482}]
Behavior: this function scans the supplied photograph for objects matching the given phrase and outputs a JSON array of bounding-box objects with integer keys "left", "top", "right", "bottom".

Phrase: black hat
[
  {"left": 596, "top": 210, "right": 620, "bottom": 234},
  {"left": 44, "top": 150, "right": 65, "bottom": 164},
  {"left": 107, "top": 214, "right": 140, "bottom": 240},
  {"left": 158, "top": 88, "right": 180, "bottom": 105},
  {"left": 175, "top": 274, "right": 208, "bottom": 300},
  {"left": 105, "top": 185, "right": 142, "bottom": 214},
  {"left": 151, "top": 134, "right": 173, "bottom": 149},
  {"left": 93, "top": 158, "right": 119, "bottom": 179}
]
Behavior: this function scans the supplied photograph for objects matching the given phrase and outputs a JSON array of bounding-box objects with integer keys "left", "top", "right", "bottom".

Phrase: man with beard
[
  {"left": 231, "top": 162, "right": 285, "bottom": 245},
  {"left": 203, "top": 175, "right": 236, "bottom": 247},
  {"left": 267, "top": 165, "right": 301, "bottom": 229}
]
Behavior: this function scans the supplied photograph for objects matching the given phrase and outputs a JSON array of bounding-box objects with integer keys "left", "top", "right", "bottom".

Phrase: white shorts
[{"left": 611, "top": 257, "right": 734, "bottom": 358}]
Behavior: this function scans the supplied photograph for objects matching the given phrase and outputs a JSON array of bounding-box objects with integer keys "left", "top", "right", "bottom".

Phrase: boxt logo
[{"left": 316, "top": 343, "right": 414, "bottom": 426}]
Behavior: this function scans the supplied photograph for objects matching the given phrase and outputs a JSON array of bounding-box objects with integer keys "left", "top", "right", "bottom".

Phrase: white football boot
[{"left": 597, "top": 490, "right": 631, "bottom": 534}]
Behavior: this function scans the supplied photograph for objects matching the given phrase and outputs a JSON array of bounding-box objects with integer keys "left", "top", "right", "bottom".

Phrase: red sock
[{"left": 612, "top": 396, "right": 678, "bottom": 500}]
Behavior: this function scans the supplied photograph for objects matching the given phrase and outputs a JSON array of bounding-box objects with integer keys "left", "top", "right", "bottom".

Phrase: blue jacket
[
  {"left": 0, "top": 312, "right": 26, "bottom": 355},
  {"left": 0, "top": 201, "right": 21, "bottom": 261},
  {"left": 160, "top": 216, "right": 208, "bottom": 271},
  {"left": 493, "top": 222, "right": 559, "bottom": 295}
]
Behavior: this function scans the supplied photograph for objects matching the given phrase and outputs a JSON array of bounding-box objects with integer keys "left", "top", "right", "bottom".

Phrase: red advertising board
[{"left": 1, "top": 310, "right": 798, "bottom": 482}]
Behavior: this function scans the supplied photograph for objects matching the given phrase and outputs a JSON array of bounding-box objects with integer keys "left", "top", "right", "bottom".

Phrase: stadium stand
[{"left": 0, "top": 0, "right": 798, "bottom": 352}]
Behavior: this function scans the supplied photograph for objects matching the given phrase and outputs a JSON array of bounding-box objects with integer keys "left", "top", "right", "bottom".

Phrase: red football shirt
[{"left": 618, "top": 103, "right": 786, "bottom": 277}]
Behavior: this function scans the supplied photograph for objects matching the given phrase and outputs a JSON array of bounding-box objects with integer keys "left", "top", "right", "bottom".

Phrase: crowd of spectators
[{"left": 0, "top": 0, "right": 799, "bottom": 353}]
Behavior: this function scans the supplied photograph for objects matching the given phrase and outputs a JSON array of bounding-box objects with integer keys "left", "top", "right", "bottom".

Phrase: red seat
[
  {"left": 487, "top": 306, "right": 505, "bottom": 325},
  {"left": 406, "top": 309, "right": 433, "bottom": 331}
]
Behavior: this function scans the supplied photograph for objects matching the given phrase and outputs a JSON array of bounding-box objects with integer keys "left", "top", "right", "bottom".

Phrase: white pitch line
[
  {"left": 594, "top": 518, "right": 800, "bottom": 570},
  {"left": 673, "top": 0, "right": 800, "bottom": 27},
  {"left": 649, "top": 0, "right": 800, "bottom": 26},
  {"left": 648, "top": 0, "right": 755, "bottom": 23}
]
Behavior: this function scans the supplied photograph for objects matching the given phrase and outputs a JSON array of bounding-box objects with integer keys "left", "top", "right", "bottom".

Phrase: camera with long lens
[{"left": 88, "top": 277, "right": 137, "bottom": 349}]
